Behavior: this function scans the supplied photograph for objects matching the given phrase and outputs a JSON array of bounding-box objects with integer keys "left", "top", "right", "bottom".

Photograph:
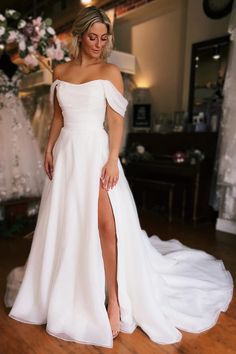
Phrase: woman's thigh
[{"left": 98, "top": 183, "right": 116, "bottom": 236}]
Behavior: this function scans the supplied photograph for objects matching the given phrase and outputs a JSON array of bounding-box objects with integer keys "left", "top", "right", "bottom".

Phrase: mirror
[{"left": 188, "top": 35, "right": 230, "bottom": 132}]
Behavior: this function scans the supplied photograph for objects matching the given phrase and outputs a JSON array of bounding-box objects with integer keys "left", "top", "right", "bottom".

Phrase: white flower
[
  {"left": 46, "top": 26, "right": 55, "bottom": 35},
  {"left": 136, "top": 145, "right": 145, "bottom": 154},
  {"left": 7, "top": 9, "right": 16, "bottom": 16},
  {"left": 28, "top": 45, "right": 35, "bottom": 53},
  {"left": 0, "top": 14, "right": 6, "bottom": 22},
  {"left": 5, "top": 9, "right": 17, "bottom": 18},
  {"left": 19, "top": 40, "right": 26, "bottom": 51},
  {"left": 0, "top": 26, "right": 6, "bottom": 36},
  {"left": 64, "top": 56, "right": 71, "bottom": 62},
  {"left": 18, "top": 19, "right": 26, "bottom": 29}
]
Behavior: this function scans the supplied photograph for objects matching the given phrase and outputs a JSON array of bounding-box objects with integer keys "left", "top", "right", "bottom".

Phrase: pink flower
[
  {"left": 24, "top": 54, "right": 39, "bottom": 67},
  {"left": 32, "top": 16, "right": 42, "bottom": 27},
  {"left": 46, "top": 46, "right": 64, "bottom": 61},
  {"left": 54, "top": 48, "right": 64, "bottom": 61},
  {"left": 45, "top": 47, "right": 55, "bottom": 59},
  {"left": 6, "top": 30, "right": 17, "bottom": 43},
  {"left": 31, "top": 33, "right": 41, "bottom": 43}
]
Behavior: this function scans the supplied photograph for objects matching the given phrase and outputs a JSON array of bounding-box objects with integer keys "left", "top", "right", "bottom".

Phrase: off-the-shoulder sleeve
[
  {"left": 50, "top": 79, "right": 60, "bottom": 105},
  {"left": 102, "top": 80, "right": 128, "bottom": 117}
]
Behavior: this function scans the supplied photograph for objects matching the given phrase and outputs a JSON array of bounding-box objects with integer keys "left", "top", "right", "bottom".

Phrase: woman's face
[{"left": 80, "top": 22, "right": 108, "bottom": 59}]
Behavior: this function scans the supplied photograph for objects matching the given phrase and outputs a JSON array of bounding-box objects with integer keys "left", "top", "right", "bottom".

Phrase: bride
[{"left": 6, "top": 6, "right": 233, "bottom": 348}]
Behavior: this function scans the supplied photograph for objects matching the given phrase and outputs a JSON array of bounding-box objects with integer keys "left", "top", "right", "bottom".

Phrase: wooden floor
[{"left": 0, "top": 212, "right": 236, "bottom": 354}]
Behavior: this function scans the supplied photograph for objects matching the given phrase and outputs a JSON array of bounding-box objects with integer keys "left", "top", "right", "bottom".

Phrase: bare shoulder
[
  {"left": 102, "top": 63, "right": 124, "bottom": 94},
  {"left": 53, "top": 62, "right": 71, "bottom": 80}
]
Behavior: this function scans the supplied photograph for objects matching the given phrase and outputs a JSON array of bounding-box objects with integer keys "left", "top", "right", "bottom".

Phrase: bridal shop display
[
  {"left": 0, "top": 8, "right": 71, "bottom": 204},
  {"left": 0, "top": 9, "right": 70, "bottom": 69},
  {"left": 0, "top": 52, "right": 45, "bottom": 202}
]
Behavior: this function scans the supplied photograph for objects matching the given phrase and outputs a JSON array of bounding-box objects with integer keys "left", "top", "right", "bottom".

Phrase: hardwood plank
[{"left": 0, "top": 214, "right": 235, "bottom": 354}]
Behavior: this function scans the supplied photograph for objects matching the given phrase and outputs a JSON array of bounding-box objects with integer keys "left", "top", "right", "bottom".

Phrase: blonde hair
[{"left": 71, "top": 6, "right": 113, "bottom": 60}]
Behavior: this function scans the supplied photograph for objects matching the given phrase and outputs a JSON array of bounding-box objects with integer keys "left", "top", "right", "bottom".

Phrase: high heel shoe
[
  {"left": 107, "top": 301, "right": 121, "bottom": 339},
  {"left": 112, "top": 329, "right": 119, "bottom": 339}
]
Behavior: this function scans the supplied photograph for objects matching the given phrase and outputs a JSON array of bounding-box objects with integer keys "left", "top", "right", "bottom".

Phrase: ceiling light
[
  {"left": 213, "top": 53, "right": 220, "bottom": 60},
  {"left": 80, "top": 0, "right": 93, "bottom": 5},
  {"left": 213, "top": 46, "right": 220, "bottom": 60}
]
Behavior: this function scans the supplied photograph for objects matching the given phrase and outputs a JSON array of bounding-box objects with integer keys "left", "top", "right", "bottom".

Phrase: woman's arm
[
  {"left": 44, "top": 66, "right": 64, "bottom": 180},
  {"left": 101, "top": 66, "right": 125, "bottom": 190},
  {"left": 45, "top": 66, "right": 64, "bottom": 154}
]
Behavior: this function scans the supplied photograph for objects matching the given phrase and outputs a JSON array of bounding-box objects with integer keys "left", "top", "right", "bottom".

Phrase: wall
[
  {"left": 182, "top": 0, "right": 230, "bottom": 110},
  {"left": 114, "top": 0, "right": 187, "bottom": 120},
  {"left": 114, "top": 0, "right": 231, "bottom": 119}
]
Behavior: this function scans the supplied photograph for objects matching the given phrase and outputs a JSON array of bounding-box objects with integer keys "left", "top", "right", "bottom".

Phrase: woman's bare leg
[{"left": 98, "top": 183, "right": 120, "bottom": 337}]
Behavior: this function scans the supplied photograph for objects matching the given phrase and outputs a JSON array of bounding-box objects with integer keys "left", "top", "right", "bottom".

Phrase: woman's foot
[{"left": 107, "top": 299, "right": 120, "bottom": 339}]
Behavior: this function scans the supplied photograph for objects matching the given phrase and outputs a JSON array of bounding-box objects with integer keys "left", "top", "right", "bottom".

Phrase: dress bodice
[
  {"left": 50, "top": 79, "right": 128, "bottom": 130},
  {"left": 0, "top": 69, "right": 22, "bottom": 96}
]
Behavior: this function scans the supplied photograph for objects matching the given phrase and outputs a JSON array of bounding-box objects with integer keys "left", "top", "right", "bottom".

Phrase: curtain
[{"left": 216, "top": 1, "right": 236, "bottom": 230}]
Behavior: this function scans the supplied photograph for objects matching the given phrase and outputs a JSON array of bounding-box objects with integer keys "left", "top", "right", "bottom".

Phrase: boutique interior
[{"left": 0, "top": 0, "right": 236, "bottom": 353}]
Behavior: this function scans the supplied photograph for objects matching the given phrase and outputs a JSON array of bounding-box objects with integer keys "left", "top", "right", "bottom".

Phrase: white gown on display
[
  {"left": 0, "top": 69, "right": 45, "bottom": 201},
  {"left": 7, "top": 79, "right": 233, "bottom": 348}
]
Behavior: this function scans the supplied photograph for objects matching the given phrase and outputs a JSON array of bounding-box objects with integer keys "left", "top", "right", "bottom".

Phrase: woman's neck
[{"left": 74, "top": 53, "right": 103, "bottom": 67}]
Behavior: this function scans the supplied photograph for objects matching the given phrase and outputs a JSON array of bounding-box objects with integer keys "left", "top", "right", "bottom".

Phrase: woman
[{"left": 8, "top": 6, "right": 233, "bottom": 349}]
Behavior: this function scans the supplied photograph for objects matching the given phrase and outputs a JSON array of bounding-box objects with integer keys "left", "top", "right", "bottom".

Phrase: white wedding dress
[
  {"left": 7, "top": 79, "right": 233, "bottom": 348},
  {"left": 0, "top": 69, "right": 45, "bottom": 201}
]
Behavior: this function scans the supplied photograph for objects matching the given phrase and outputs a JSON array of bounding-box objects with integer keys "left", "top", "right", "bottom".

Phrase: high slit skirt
[{"left": 8, "top": 124, "right": 233, "bottom": 348}]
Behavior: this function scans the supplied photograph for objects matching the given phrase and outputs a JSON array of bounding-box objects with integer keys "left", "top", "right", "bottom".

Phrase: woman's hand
[
  {"left": 44, "top": 151, "right": 54, "bottom": 180},
  {"left": 101, "top": 158, "right": 119, "bottom": 190}
]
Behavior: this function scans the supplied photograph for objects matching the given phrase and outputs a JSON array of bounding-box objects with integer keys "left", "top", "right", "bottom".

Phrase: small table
[
  {"left": 128, "top": 177, "right": 176, "bottom": 222},
  {"left": 123, "top": 160, "right": 200, "bottom": 222}
]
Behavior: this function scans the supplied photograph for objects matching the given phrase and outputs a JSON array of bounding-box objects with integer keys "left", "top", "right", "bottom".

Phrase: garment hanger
[{"left": 0, "top": 51, "right": 18, "bottom": 79}]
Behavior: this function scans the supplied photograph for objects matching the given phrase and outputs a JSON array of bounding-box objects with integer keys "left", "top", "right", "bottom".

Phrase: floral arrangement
[
  {"left": 0, "top": 9, "right": 70, "bottom": 70},
  {"left": 172, "top": 151, "right": 187, "bottom": 164},
  {"left": 186, "top": 149, "right": 205, "bottom": 165},
  {"left": 172, "top": 149, "right": 205, "bottom": 165},
  {"left": 121, "top": 143, "right": 153, "bottom": 165},
  {"left": 121, "top": 143, "right": 205, "bottom": 166}
]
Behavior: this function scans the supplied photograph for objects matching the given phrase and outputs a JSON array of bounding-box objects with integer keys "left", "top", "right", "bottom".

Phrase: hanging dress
[{"left": 0, "top": 69, "right": 44, "bottom": 201}]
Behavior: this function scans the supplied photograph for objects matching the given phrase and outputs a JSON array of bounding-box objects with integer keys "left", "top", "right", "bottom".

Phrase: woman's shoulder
[
  {"left": 101, "top": 62, "right": 121, "bottom": 77},
  {"left": 53, "top": 62, "right": 71, "bottom": 80},
  {"left": 101, "top": 63, "right": 124, "bottom": 94}
]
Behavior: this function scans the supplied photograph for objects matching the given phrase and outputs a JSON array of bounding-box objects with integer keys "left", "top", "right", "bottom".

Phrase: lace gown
[
  {"left": 0, "top": 69, "right": 44, "bottom": 201},
  {"left": 7, "top": 79, "right": 233, "bottom": 348}
]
